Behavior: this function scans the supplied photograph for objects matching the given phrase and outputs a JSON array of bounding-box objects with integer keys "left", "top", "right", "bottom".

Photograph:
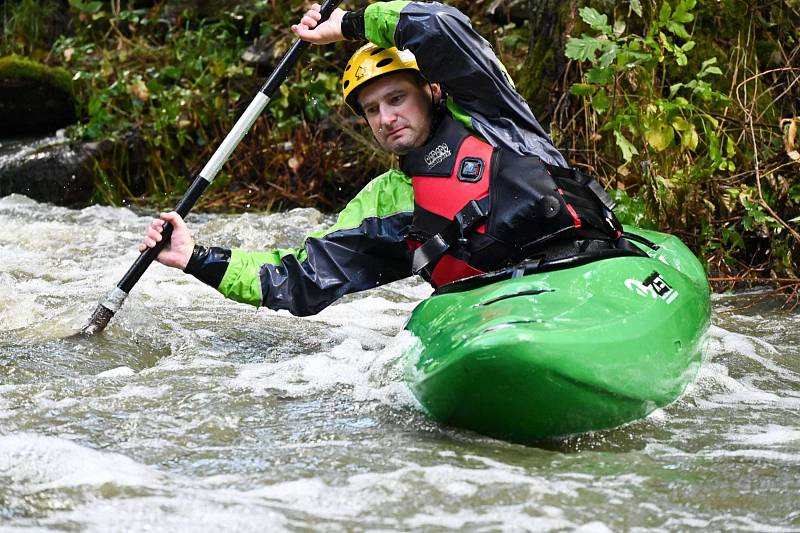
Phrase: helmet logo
[{"left": 355, "top": 66, "right": 366, "bottom": 81}]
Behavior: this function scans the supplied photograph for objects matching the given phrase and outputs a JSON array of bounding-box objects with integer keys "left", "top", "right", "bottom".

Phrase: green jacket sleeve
[{"left": 187, "top": 170, "right": 416, "bottom": 316}]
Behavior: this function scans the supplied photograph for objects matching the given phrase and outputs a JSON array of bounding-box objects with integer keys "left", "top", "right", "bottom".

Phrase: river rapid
[{"left": 1, "top": 193, "right": 798, "bottom": 532}]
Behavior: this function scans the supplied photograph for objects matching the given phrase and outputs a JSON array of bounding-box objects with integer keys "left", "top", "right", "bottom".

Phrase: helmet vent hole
[
  {"left": 345, "top": 64, "right": 352, "bottom": 71},
  {"left": 343, "top": 80, "right": 350, "bottom": 88},
  {"left": 370, "top": 47, "right": 385, "bottom": 56},
  {"left": 375, "top": 58, "right": 394, "bottom": 68}
]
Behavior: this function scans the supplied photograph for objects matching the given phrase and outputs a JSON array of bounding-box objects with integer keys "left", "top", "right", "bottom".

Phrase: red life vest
[{"left": 401, "top": 115, "right": 621, "bottom": 289}]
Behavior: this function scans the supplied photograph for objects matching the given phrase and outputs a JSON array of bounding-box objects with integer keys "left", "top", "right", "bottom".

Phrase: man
[{"left": 140, "top": 1, "right": 622, "bottom": 316}]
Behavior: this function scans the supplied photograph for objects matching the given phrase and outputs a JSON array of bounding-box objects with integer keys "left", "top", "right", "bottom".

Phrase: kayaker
[{"left": 139, "top": 1, "right": 623, "bottom": 316}]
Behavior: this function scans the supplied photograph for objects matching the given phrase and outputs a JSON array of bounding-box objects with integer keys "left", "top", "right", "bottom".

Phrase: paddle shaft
[{"left": 82, "top": 0, "right": 341, "bottom": 334}]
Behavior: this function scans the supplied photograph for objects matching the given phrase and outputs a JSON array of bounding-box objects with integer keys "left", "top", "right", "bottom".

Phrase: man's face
[{"left": 357, "top": 72, "right": 440, "bottom": 155}]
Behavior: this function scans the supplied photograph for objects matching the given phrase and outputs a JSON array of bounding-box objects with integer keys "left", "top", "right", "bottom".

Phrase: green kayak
[{"left": 403, "top": 228, "right": 711, "bottom": 443}]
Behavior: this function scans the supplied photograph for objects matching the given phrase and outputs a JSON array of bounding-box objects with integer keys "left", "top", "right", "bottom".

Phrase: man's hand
[
  {"left": 291, "top": 3, "right": 346, "bottom": 44},
  {"left": 138, "top": 211, "right": 195, "bottom": 270}
]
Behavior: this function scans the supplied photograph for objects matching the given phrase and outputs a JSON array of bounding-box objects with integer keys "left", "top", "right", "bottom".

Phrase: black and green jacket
[{"left": 186, "top": 1, "right": 567, "bottom": 316}]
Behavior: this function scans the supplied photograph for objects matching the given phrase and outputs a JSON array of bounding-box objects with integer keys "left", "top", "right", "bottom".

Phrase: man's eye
[
  {"left": 363, "top": 106, "right": 377, "bottom": 115},
  {"left": 390, "top": 95, "right": 405, "bottom": 105}
]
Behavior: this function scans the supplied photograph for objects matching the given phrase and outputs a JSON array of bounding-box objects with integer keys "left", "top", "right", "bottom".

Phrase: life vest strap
[
  {"left": 545, "top": 164, "right": 623, "bottom": 239},
  {"left": 412, "top": 196, "right": 491, "bottom": 277},
  {"left": 545, "top": 164, "right": 617, "bottom": 212}
]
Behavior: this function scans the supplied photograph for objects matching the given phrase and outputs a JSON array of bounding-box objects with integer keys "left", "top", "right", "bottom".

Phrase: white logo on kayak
[
  {"left": 625, "top": 271, "right": 679, "bottom": 304},
  {"left": 425, "top": 143, "right": 451, "bottom": 168}
]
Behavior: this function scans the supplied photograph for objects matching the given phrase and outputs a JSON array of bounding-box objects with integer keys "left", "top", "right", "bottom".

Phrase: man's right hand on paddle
[
  {"left": 139, "top": 211, "right": 195, "bottom": 270},
  {"left": 291, "top": 3, "right": 346, "bottom": 44}
]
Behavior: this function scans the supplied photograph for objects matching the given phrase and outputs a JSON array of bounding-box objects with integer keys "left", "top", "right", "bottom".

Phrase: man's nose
[{"left": 379, "top": 104, "right": 397, "bottom": 126}]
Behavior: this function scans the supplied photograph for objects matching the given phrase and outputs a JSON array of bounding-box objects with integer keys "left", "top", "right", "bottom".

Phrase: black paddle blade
[{"left": 79, "top": 303, "right": 115, "bottom": 336}]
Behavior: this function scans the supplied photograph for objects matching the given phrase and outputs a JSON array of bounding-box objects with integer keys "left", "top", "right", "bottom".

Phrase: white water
[{"left": 1, "top": 194, "right": 799, "bottom": 531}]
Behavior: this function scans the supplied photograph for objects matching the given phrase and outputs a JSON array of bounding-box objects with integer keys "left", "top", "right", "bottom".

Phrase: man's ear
[{"left": 430, "top": 83, "right": 443, "bottom": 104}]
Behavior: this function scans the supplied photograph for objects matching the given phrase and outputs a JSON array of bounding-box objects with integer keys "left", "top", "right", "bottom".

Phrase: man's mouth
[{"left": 387, "top": 127, "right": 407, "bottom": 139}]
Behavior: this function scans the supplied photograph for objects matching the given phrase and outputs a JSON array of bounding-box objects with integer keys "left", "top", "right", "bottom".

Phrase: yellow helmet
[{"left": 342, "top": 44, "right": 420, "bottom": 114}]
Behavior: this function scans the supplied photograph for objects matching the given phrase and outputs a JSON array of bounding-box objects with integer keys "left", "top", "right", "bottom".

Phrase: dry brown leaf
[
  {"left": 781, "top": 117, "right": 799, "bottom": 161},
  {"left": 130, "top": 80, "right": 150, "bottom": 102}
]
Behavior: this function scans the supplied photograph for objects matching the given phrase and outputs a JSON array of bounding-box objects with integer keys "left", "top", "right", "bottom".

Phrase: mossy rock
[{"left": 0, "top": 55, "right": 77, "bottom": 138}]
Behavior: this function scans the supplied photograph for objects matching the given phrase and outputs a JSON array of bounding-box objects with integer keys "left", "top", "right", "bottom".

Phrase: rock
[
  {"left": 0, "top": 135, "right": 93, "bottom": 207},
  {"left": 241, "top": 34, "right": 278, "bottom": 78},
  {"left": 0, "top": 56, "right": 77, "bottom": 138}
]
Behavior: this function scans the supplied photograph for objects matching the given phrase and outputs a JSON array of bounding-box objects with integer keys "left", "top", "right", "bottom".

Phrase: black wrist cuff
[
  {"left": 341, "top": 8, "right": 366, "bottom": 40},
  {"left": 184, "top": 244, "right": 232, "bottom": 289}
]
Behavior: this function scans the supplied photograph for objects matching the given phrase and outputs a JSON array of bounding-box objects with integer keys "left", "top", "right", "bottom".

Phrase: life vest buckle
[
  {"left": 454, "top": 199, "right": 488, "bottom": 233},
  {"left": 412, "top": 234, "right": 450, "bottom": 276},
  {"left": 602, "top": 207, "right": 623, "bottom": 239}
]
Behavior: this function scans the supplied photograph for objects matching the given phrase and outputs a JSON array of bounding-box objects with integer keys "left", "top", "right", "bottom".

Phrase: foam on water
[
  {"left": 39, "top": 496, "right": 289, "bottom": 533},
  {"left": 728, "top": 424, "right": 800, "bottom": 446},
  {"left": 0, "top": 433, "right": 160, "bottom": 491},
  {"left": 229, "top": 328, "right": 419, "bottom": 408}
]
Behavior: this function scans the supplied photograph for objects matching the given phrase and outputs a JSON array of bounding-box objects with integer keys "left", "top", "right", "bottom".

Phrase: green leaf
[
  {"left": 681, "top": 40, "right": 696, "bottom": 52},
  {"left": 598, "top": 44, "right": 619, "bottom": 68},
  {"left": 673, "top": 0, "right": 696, "bottom": 23},
  {"left": 666, "top": 21, "right": 690, "bottom": 40},
  {"left": 587, "top": 66, "right": 613, "bottom": 84},
  {"left": 673, "top": 118, "right": 699, "bottom": 150},
  {"left": 69, "top": 0, "right": 103, "bottom": 13},
  {"left": 658, "top": 3, "right": 672, "bottom": 25},
  {"left": 669, "top": 83, "right": 684, "bottom": 98},
  {"left": 672, "top": 117, "right": 691, "bottom": 131},
  {"left": 688, "top": 79, "right": 713, "bottom": 100},
  {"left": 565, "top": 35, "right": 603, "bottom": 62},
  {"left": 709, "top": 134, "right": 722, "bottom": 163},
  {"left": 592, "top": 89, "right": 610, "bottom": 113},
  {"left": 698, "top": 58, "right": 724, "bottom": 79},
  {"left": 725, "top": 135, "right": 736, "bottom": 156},
  {"left": 630, "top": 0, "right": 643, "bottom": 17},
  {"left": 160, "top": 66, "right": 180, "bottom": 80},
  {"left": 658, "top": 32, "right": 674, "bottom": 53},
  {"left": 684, "top": 128, "right": 699, "bottom": 150},
  {"left": 613, "top": 20, "right": 626, "bottom": 37},
  {"left": 579, "top": 7, "right": 612, "bottom": 34},
  {"left": 570, "top": 83, "right": 596, "bottom": 96},
  {"left": 618, "top": 49, "right": 654, "bottom": 69},
  {"left": 644, "top": 119, "right": 675, "bottom": 151},
  {"left": 614, "top": 130, "right": 639, "bottom": 162},
  {"left": 700, "top": 57, "right": 717, "bottom": 69}
]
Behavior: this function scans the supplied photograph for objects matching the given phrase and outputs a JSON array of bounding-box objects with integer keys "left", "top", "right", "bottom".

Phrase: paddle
[{"left": 79, "top": 0, "right": 341, "bottom": 336}]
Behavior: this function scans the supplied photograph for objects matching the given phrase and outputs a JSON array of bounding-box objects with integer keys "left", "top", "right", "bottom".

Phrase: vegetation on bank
[{"left": 1, "top": 0, "right": 798, "bottom": 292}]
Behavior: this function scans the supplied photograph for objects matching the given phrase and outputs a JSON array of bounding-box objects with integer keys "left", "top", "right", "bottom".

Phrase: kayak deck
[{"left": 404, "top": 229, "right": 711, "bottom": 443}]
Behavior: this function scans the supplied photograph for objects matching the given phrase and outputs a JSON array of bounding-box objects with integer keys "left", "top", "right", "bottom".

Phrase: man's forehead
[{"left": 357, "top": 72, "right": 418, "bottom": 106}]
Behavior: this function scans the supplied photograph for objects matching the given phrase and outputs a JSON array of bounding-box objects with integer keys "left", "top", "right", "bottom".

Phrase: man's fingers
[
  {"left": 293, "top": 25, "right": 313, "bottom": 39},
  {"left": 145, "top": 229, "right": 162, "bottom": 243},
  {"left": 300, "top": 13, "right": 319, "bottom": 28},
  {"left": 160, "top": 211, "right": 184, "bottom": 229}
]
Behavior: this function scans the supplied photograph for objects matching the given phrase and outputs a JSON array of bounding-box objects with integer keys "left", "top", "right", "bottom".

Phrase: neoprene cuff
[
  {"left": 341, "top": 8, "right": 366, "bottom": 40},
  {"left": 184, "top": 245, "right": 232, "bottom": 289}
]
